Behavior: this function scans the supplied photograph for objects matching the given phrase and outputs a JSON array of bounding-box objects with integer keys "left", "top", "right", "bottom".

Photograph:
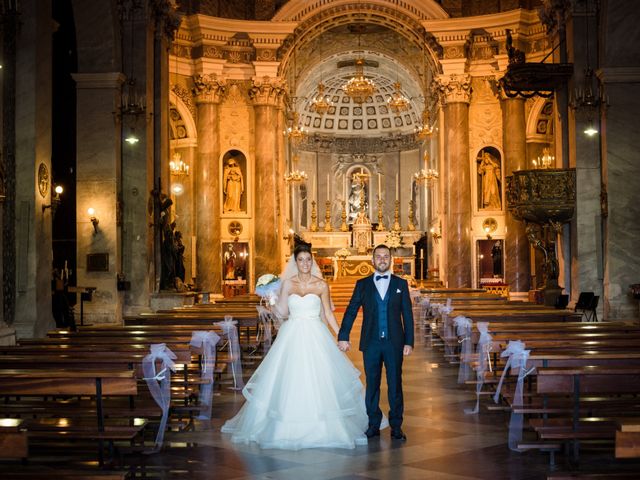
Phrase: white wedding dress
[{"left": 221, "top": 293, "right": 375, "bottom": 450}]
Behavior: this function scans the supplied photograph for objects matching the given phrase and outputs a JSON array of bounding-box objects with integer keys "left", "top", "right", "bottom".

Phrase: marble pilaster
[
  {"left": 501, "top": 97, "right": 530, "bottom": 294},
  {"left": 194, "top": 75, "right": 225, "bottom": 293},
  {"left": 438, "top": 75, "right": 472, "bottom": 287},
  {"left": 250, "top": 77, "right": 285, "bottom": 277},
  {"left": 73, "top": 72, "right": 125, "bottom": 324},
  {"left": 13, "top": 0, "right": 55, "bottom": 338}
]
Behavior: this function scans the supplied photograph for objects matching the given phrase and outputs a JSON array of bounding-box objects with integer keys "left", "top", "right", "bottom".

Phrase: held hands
[
  {"left": 403, "top": 345, "right": 413, "bottom": 356},
  {"left": 338, "top": 341, "right": 351, "bottom": 352}
]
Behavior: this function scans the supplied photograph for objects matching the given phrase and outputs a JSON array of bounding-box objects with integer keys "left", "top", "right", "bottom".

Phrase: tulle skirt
[{"left": 221, "top": 314, "right": 374, "bottom": 450}]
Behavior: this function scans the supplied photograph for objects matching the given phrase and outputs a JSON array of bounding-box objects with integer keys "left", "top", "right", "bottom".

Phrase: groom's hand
[
  {"left": 338, "top": 341, "right": 351, "bottom": 352},
  {"left": 403, "top": 345, "right": 413, "bottom": 356}
]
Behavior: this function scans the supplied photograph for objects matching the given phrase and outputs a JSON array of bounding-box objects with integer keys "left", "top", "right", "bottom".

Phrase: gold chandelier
[
  {"left": 387, "top": 81, "right": 410, "bottom": 113},
  {"left": 284, "top": 153, "right": 308, "bottom": 183},
  {"left": 413, "top": 168, "right": 439, "bottom": 184},
  {"left": 284, "top": 112, "right": 308, "bottom": 145},
  {"left": 310, "top": 82, "right": 332, "bottom": 115},
  {"left": 169, "top": 152, "right": 190, "bottom": 176},
  {"left": 414, "top": 109, "right": 433, "bottom": 139},
  {"left": 343, "top": 58, "right": 376, "bottom": 104},
  {"left": 533, "top": 147, "right": 555, "bottom": 169}
]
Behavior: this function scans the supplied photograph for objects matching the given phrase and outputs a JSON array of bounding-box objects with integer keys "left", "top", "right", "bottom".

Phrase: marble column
[
  {"left": 193, "top": 76, "right": 225, "bottom": 293},
  {"left": 250, "top": 77, "right": 285, "bottom": 277},
  {"left": 439, "top": 75, "right": 472, "bottom": 288},
  {"left": 501, "top": 96, "right": 530, "bottom": 293}
]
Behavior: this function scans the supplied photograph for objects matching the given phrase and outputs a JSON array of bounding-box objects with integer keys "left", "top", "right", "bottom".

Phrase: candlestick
[
  {"left": 324, "top": 200, "right": 332, "bottom": 232},
  {"left": 310, "top": 200, "right": 318, "bottom": 232},
  {"left": 376, "top": 198, "right": 385, "bottom": 231},
  {"left": 340, "top": 201, "right": 348, "bottom": 232},
  {"left": 392, "top": 200, "right": 401, "bottom": 232}
]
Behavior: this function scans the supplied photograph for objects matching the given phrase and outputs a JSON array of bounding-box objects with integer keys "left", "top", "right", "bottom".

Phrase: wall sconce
[
  {"left": 43, "top": 185, "right": 63, "bottom": 214},
  {"left": 87, "top": 207, "right": 99, "bottom": 233},
  {"left": 430, "top": 226, "right": 442, "bottom": 243},
  {"left": 283, "top": 227, "right": 295, "bottom": 241}
]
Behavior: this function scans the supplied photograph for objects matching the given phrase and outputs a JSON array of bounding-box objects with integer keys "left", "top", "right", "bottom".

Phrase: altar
[{"left": 300, "top": 230, "right": 422, "bottom": 279}]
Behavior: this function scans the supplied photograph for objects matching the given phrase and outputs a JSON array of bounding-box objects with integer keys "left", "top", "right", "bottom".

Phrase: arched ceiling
[
  {"left": 287, "top": 24, "right": 430, "bottom": 138},
  {"left": 295, "top": 50, "right": 423, "bottom": 137}
]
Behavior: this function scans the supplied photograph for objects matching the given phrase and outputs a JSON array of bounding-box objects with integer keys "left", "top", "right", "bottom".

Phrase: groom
[{"left": 338, "top": 244, "right": 414, "bottom": 441}]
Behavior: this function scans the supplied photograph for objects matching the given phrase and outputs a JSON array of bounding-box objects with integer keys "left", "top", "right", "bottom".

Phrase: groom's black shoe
[
  {"left": 390, "top": 428, "right": 406, "bottom": 441},
  {"left": 365, "top": 426, "right": 380, "bottom": 438}
]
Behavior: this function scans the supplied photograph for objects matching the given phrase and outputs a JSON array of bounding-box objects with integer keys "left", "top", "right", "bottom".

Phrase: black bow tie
[{"left": 375, "top": 275, "right": 389, "bottom": 281}]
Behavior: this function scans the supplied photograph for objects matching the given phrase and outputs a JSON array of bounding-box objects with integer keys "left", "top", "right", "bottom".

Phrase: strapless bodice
[{"left": 287, "top": 293, "right": 322, "bottom": 321}]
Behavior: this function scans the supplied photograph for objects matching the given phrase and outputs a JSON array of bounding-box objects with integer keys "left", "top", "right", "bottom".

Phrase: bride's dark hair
[{"left": 293, "top": 243, "right": 312, "bottom": 260}]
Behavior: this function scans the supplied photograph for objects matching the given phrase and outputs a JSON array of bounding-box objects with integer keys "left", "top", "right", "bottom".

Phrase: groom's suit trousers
[{"left": 363, "top": 337, "right": 404, "bottom": 430}]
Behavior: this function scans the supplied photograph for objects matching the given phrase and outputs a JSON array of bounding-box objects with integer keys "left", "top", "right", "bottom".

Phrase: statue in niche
[
  {"left": 491, "top": 240, "right": 503, "bottom": 277},
  {"left": 223, "top": 243, "right": 237, "bottom": 280},
  {"left": 478, "top": 151, "right": 502, "bottom": 210},
  {"left": 347, "top": 177, "right": 369, "bottom": 223},
  {"left": 223, "top": 156, "right": 244, "bottom": 213}
]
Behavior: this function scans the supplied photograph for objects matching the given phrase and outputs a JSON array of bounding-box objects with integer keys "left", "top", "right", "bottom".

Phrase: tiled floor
[{"left": 123, "top": 322, "right": 640, "bottom": 479}]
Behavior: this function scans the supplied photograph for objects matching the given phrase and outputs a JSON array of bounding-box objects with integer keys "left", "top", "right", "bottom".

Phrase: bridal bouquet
[{"left": 255, "top": 274, "right": 281, "bottom": 305}]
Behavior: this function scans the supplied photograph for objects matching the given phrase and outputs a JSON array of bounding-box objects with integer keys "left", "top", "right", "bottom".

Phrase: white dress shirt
[{"left": 374, "top": 270, "right": 391, "bottom": 299}]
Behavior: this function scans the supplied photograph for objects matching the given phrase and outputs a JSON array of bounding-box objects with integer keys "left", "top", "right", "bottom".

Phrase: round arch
[{"left": 169, "top": 91, "right": 197, "bottom": 142}]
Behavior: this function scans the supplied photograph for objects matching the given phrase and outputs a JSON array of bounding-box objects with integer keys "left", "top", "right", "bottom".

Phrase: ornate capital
[
  {"left": 192, "top": 74, "right": 227, "bottom": 104},
  {"left": 249, "top": 76, "right": 286, "bottom": 107},
  {"left": 433, "top": 74, "right": 472, "bottom": 104}
]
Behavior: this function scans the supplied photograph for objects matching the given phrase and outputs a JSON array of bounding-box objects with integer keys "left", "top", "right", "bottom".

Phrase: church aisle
[{"left": 134, "top": 318, "right": 556, "bottom": 479}]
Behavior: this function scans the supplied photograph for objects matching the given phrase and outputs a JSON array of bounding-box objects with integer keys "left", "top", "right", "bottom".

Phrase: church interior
[{"left": 1, "top": 0, "right": 640, "bottom": 478}]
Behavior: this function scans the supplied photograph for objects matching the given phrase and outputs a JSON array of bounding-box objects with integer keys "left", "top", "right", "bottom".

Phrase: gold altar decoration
[
  {"left": 482, "top": 217, "right": 498, "bottom": 239},
  {"left": 310, "top": 201, "right": 318, "bottom": 232},
  {"left": 323, "top": 200, "right": 332, "bottom": 232},
  {"left": 387, "top": 82, "right": 410, "bottom": 113},
  {"left": 343, "top": 58, "right": 376, "bottom": 104},
  {"left": 376, "top": 198, "right": 385, "bottom": 231},
  {"left": 384, "top": 230, "right": 403, "bottom": 249},
  {"left": 392, "top": 200, "right": 402, "bottom": 232},
  {"left": 506, "top": 168, "right": 576, "bottom": 305}
]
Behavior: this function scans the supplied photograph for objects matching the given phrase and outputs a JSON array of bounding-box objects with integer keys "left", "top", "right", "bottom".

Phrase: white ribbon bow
[
  {"left": 214, "top": 315, "right": 245, "bottom": 391},
  {"left": 492, "top": 340, "right": 534, "bottom": 451},
  {"left": 142, "top": 343, "right": 177, "bottom": 449},
  {"left": 190, "top": 330, "right": 221, "bottom": 420},
  {"left": 464, "top": 322, "right": 493, "bottom": 415}
]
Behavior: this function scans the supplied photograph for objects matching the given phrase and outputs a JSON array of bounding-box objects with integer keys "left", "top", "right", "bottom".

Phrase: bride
[{"left": 221, "top": 244, "right": 382, "bottom": 449}]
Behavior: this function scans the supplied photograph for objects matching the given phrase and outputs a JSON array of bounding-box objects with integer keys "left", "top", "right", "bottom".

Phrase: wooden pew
[{"left": 0, "top": 368, "right": 144, "bottom": 466}]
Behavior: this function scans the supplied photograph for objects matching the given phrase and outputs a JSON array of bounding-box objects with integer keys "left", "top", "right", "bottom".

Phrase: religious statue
[
  {"left": 491, "top": 241, "right": 503, "bottom": 276},
  {"left": 478, "top": 151, "right": 502, "bottom": 210},
  {"left": 223, "top": 157, "right": 244, "bottom": 213},
  {"left": 159, "top": 195, "right": 177, "bottom": 290},
  {"left": 224, "top": 243, "right": 237, "bottom": 280},
  {"left": 175, "top": 230, "right": 186, "bottom": 284}
]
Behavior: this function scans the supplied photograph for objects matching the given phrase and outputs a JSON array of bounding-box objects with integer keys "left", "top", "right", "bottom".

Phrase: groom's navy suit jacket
[{"left": 339, "top": 274, "right": 414, "bottom": 352}]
